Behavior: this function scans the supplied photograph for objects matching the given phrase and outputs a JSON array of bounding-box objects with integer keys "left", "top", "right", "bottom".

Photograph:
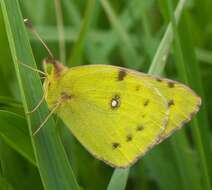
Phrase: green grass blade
[
  {"left": 149, "top": 1, "right": 212, "bottom": 190},
  {"left": 144, "top": 143, "right": 181, "bottom": 190},
  {"left": 145, "top": 1, "right": 202, "bottom": 190},
  {"left": 163, "top": 1, "right": 202, "bottom": 189},
  {"left": 0, "top": 0, "right": 80, "bottom": 189},
  {"left": 0, "top": 138, "right": 43, "bottom": 190},
  {"left": 107, "top": 168, "right": 129, "bottom": 190},
  {"left": 196, "top": 48, "right": 212, "bottom": 65},
  {"left": 0, "top": 96, "right": 24, "bottom": 115},
  {"left": 176, "top": 12, "right": 212, "bottom": 190},
  {"left": 62, "top": 0, "right": 81, "bottom": 26},
  {"left": 148, "top": 0, "right": 186, "bottom": 75},
  {"left": 0, "top": 96, "right": 22, "bottom": 109},
  {"left": 86, "top": 0, "right": 150, "bottom": 65},
  {"left": 100, "top": 0, "right": 141, "bottom": 69},
  {"left": 143, "top": 1, "right": 205, "bottom": 190},
  {"left": 0, "top": 176, "right": 15, "bottom": 190},
  {"left": 68, "top": 0, "right": 97, "bottom": 66},
  {"left": 0, "top": 110, "right": 35, "bottom": 165},
  {"left": 54, "top": 0, "right": 66, "bottom": 63}
]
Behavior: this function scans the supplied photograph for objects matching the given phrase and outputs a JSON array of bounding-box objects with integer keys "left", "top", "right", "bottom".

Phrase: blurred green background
[{"left": 0, "top": 0, "right": 212, "bottom": 189}]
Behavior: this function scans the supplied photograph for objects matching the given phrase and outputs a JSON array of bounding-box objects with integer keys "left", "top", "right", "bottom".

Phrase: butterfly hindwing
[{"left": 143, "top": 77, "right": 201, "bottom": 141}]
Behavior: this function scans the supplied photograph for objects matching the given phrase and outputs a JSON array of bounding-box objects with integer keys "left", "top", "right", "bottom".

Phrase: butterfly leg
[
  {"left": 17, "top": 60, "right": 47, "bottom": 77},
  {"left": 26, "top": 80, "right": 50, "bottom": 114},
  {"left": 26, "top": 92, "right": 46, "bottom": 114},
  {"left": 32, "top": 99, "right": 62, "bottom": 136},
  {"left": 32, "top": 93, "right": 70, "bottom": 136}
]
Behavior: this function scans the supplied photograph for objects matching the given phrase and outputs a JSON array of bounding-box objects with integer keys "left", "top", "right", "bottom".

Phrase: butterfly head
[
  {"left": 43, "top": 58, "right": 68, "bottom": 79},
  {"left": 43, "top": 58, "right": 68, "bottom": 107}
]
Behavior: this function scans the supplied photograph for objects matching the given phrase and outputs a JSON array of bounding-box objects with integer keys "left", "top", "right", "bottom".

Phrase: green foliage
[{"left": 0, "top": 0, "right": 211, "bottom": 189}]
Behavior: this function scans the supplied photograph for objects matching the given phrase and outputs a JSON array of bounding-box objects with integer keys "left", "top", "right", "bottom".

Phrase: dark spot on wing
[
  {"left": 168, "top": 81, "right": 175, "bottom": 88},
  {"left": 126, "top": 134, "right": 133, "bottom": 142},
  {"left": 118, "top": 69, "right": 127, "bottom": 81},
  {"left": 144, "top": 99, "right": 149, "bottom": 106},
  {"left": 168, "top": 99, "right": 174, "bottom": 107},
  {"left": 136, "top": 125, "right": 144, "bottom": 131},
  {"left": 142, "top": 114, "right": 145, "bottom": 118},
  {"left": 136, "top": 85, "right": 140, "bottom": 91},
  {"left": 112, "top": 142, "right": 120, "bottom": 149}
]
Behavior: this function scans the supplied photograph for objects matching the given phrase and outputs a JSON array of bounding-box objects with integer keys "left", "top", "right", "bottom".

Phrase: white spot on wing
[{"left": 111, "top": 99, "right": 118, "bottom": 108}]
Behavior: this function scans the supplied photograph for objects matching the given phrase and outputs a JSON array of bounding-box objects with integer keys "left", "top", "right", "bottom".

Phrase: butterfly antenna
[{"left": 24, "top": 18, "right": 54, "bottom": 59}]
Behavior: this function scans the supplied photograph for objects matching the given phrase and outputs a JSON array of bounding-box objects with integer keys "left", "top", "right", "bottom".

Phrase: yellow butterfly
[
  {"left": 38, "top": 58, "right": 201, "bottom": 168},
  {"left": 23, "top": 19, "right": 201, "bottom": 168}
]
